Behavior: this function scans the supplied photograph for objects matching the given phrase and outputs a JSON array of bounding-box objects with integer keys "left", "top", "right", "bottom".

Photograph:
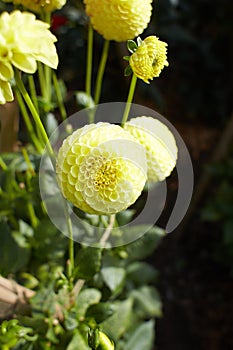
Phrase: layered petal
[
  {"left": 0, "top": 80, "right": 13, "bottom": 104},
  {"left": 84, "top": 0, "right": 153, "bottom": 42},
  {"left": 129, "top": 36, "right": 169, "bottom": 83},
  {"left": 56, "top": 123, "right": 147, "bottom": 214},
  {"left": 124, "top": 116, "right": 178, "bottom": 182}
]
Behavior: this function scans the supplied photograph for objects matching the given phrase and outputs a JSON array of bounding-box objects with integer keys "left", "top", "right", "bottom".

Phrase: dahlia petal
[{"left": 0, "top": 80, "right": 13, "bottom": 104}]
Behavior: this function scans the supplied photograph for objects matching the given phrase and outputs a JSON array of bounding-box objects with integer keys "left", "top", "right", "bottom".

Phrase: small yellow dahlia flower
[
  {"left": 3, "top": 0, "right": 66, "bottom": 13},
  {"left": 124, "top": 116, "right": 178, "bottom": 182},
  {"left": 56, "top": 123, "right": 147, "bottom": 215},
  {"left": 84, "top": 0, "right": 153, "bottom": 42},
  {"left": 0, "top": 11, "right": 58, "bottom": 73},
  {"left": 129, "top": 36, "right": 169, "bottom": 83},
  {"left": 0, "top": 10, "right": 58, "bottom": 103}
]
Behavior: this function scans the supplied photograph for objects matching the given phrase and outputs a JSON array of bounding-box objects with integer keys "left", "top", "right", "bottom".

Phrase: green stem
[
  {"left": 52, "top": 71, "right": 67, "bottom": 121},
  {"left": 15, "top": 70, "right": 75, "bottom": 284},
  {"left": 45, "top": 65, "right": 52, "bottom": 103},
  {"left": 121, "top": 74, "right": 138, "bottom": 126},
  {"left": 0, "top": 156, "right": 7, "bottom": 171},
  {"left": 15, "top": 88, "right": 44, "bottom": 153},
  {"left": 28, "top": 75, "right": 39, "bottom": 112},
  {"left": 14, "top": 69, "right": 53, "bottom": 157},
  {"left": 64, "top": 200, "right": 74, "bottom": 283},
  {"left": 27, "top": 202, "right": 39, "bottom": 228},
  {"left": 94, "top": 39, "right": 110, "bottom": 106},
  {"left": 86, "top": 22, "right": 93, "bottom": 99}
]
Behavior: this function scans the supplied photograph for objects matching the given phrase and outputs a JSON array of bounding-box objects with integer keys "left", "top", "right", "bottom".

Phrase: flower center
[{"left": 94, "top": 158, "right": 118, "bottom": 191}]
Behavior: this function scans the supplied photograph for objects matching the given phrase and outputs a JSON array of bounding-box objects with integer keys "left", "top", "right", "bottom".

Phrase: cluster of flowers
[
  {"left": 0, "top": 0, "right": 169, "bottom": 103},
  {"left": 56, "top": 117, "right": 177, "bottom": 215},
  {"left": 0, "top": 0, "right": 176, "bottom": 214}
]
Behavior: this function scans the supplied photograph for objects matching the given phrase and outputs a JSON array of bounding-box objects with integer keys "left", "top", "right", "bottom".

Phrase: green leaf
[
  {"left": 86, "top": 303, "right": 114, "bottom": 323},
  {"left": 124, "top": 320, "right": 155, "bottom": 350},
  {"left": 74, "top": 247, "right": 102, "bottom": 280},
  {"left": 126, "top": 262, "right": 159, "bottom": 286},
  {"left": 124, "top": 65, "right": 133, "bottom": 77},
  {"left": 0, "top": 221, "right": 30, "bottom": 274},
  {"left": 67, "top": 330, "right": 91, "bottom": 350},
  {"left": 100, "top": 299, "right": 133, "bottom": 342},
  {"left": 116, "top": 210, "right": 135, "bottom": 226},
  {"left": 127, "top": 40, "right": 137, "bottom": 53},
  {"left": 101, "top": 267, "right": 126, "bottom": 295},
  {"left": 76, "top": 288, "right": 102, "bottom": 318},
  {"left": 124, "top": 226, "right": 166, "bottom": 260},
  {"left": 130, "top": 286, "right": 162, "bottom": 318}
]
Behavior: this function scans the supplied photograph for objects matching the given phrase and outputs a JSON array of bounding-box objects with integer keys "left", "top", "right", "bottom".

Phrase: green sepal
[
  {"left": 137, "top": 37, "right": 143, "bottom": 46},
  {"left": 127, "top": 40, "right": 138, "bottom": 53},
  {"left": 124, "top": 65, "right": 133, "bottom": 77},
  {"left": 123, "top": 56, "right": 130, "bottom": 61},
  {"left": 88, "top": 328, "right": 100, "bottom": 349}
]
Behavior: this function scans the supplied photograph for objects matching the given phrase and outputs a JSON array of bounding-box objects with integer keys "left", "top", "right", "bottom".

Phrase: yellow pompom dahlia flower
[
  {"left": 56, "top": 123, "right": 147, "bottom": 215},
  {"left": 3, "top": 0, "right": 66, "bottom": 13},
  {"left": 84, "top": 0, "right": 153, "bottom": 42},
  {"left": 124, "top": 116, "right": 178, "bottom": 182},
  {"left": 0, "top": 10, "right": 58, "bottom": 104},
  {"left": 129, "top": 36, "right": 169, "bottom": 83}
]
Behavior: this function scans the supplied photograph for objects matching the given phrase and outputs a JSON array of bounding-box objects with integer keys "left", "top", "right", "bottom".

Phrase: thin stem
[
  {"left": 15, "top": 88, "right": 44, "bottom": 153},
  {"left": 14, "top": 69, "right": 53, "bottom": 157},
  {"left": 86, "top": 22, "right": 94, "bottom": 99},
  {"left": 52, "top": 71, "right": 67, "bottom": 121},
  {"left": 94, "top": 39, "right": 110, "bottom": 106},
  {"left": 121, "top": 74, "right": 138, "bottom": 126},
  {"left": 28, "top": 75, "right": 39, "bottom": 112},
  {"left": 64, "top": 200, "right": 74, "bottom": 283},
  {"left": 0, "top": 156, "right": 7, "bottom": 171},
  {"left": 72, "top": 279, "right": 85, "bottom": 298},
  {"left": 45, "top": 65, "right": 52, "bottom": 103},
  {"left": 100, "top": 214, "right": 115, "bottom": 246},
  {"left": 16, "top": 69, "right": 75, "bottom": 285},
  {"left": 26, "top": 202, "right": 39, "bottom": 229}
]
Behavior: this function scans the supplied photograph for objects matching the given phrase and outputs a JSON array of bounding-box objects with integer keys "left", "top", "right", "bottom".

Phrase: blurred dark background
[{"left": 53, "top": 0, "right": 233, "bottom": 349}]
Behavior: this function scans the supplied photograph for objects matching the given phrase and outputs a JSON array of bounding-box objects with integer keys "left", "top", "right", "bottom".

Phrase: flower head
[
  {"left": 129, "top": 36, "right": 169, "bottom": 83},
  {"left": 3, "top": 0, "right": 66, "bottom": 14},
  {"left": 84, "top": 0, "right": 152, "bottom": 42},
  {"left": 0, "top": 10, "right": 58, "bottom": 104},
  {"left": 56, "top": 123, "right": 147, "bottom": 215},
  {"left": 124, "top": 116, "right": 177, "bottom": 182}
]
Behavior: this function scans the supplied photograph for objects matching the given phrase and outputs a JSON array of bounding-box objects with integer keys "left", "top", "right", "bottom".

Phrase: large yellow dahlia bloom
[
  {"left": 3, "top": 0, "right": 66, "bottom": 13},
  {"left": 124, "top": 116, "right": 178, "bottom": 182},
  {"left": 56, "top": 123, "right": 147, "bottom": 215},
  {"left": 84, "top": 0, "right": 153, "bottom": 42},
  {"left": 0, "top": 10, "right": 58, "bottom": 104},
  {"left": 129, "top": 36, "right": 169, "bottom": 83}
]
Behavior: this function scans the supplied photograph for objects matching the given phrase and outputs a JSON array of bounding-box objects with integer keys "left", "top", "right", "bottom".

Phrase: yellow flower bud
[
  {"left": 129, "top": 36, "right": 169, "bottom": 83},
  {"left": 56, "top": 123, "right": 147, "bottom": 215},
  {"left": 124, "top": 116, "right": 177, "bottom": 182},
  {"left": 83, "top": 0, "right": 153, "bottom": 42},
  {"left": 3, "top": 0, "right": 66, "bottom": 13}
]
